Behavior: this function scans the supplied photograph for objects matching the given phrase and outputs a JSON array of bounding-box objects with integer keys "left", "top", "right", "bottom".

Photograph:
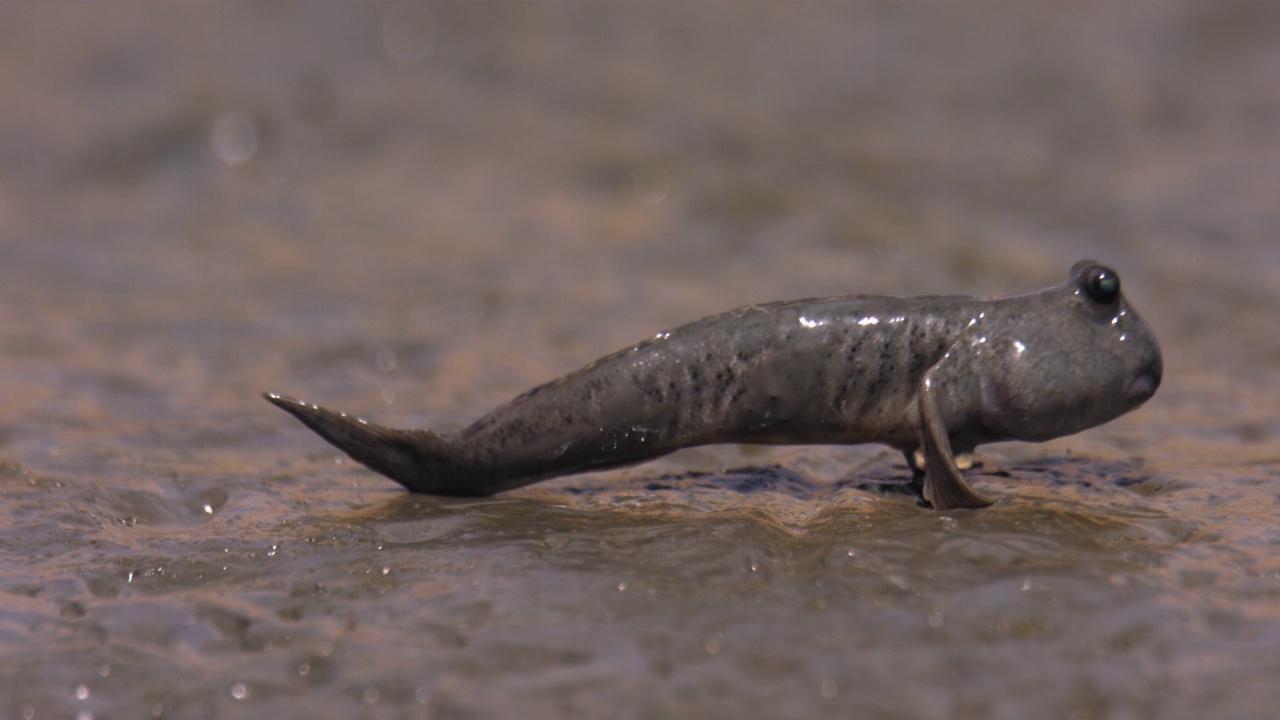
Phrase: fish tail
[{"left": 263, "top": 393, "right": 490, "bottom": 496}]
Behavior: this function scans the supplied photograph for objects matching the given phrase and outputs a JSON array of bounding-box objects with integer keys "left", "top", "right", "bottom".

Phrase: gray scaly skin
[{"left": 265, "top": 260, "right": 1162, "bottom": 510}]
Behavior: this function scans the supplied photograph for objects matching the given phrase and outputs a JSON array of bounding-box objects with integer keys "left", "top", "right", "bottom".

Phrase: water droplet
[
  {"left": 75, "top": 685, "right": 90, "bottom": 700},
  {"left": 820, "top": 679, "right": 839, "bottom": 699},
  {"left": 230, "top": 683, "right": 248, "bottom": 700},
  {"left": 415, "top": 686, "right": 431, "bottom": 703},
  {"left": 297, "top": 661, "right": 310, "bottom": 676},
  {"left": 632, "top": 165, "right": 669, "bottom": 205},
  {"left": 363, "top": 686, "right": 381, "bottom": 704},
  {"left": 617, "top": 581, "right": 628, "bottom": 591},
  {"left": 381, "top": 567, "right": 390, "bottom": 575},
  {"left": 928, "top": 609, "right": 944, "bottom": 628},
  {"left": 705, "top": 639, "right": 720, "bottom": 655},
  {"left": 383, "top": 4, "right": 435, "bottom": 63},
  {"left": 77, "top": 712, "right": 93, "bottom": 720},
  {"left": 22, "top": 706, "right": 34, "bottom": 720},
  {"left": 150, "top": 702, "right": 164, "bottom": 717},
  {"left": 98, "top": 664, "right": 110, "bottom": 678},
  {"left": 209, "top": 110, "right": 257, "bottom": 166},
  {"left": 202, "top": 504, "right": 213, "bottom": 515},
  {"left": 375, "top": 347, "right": 399, "bottom": 373},
  {"left": 381, "top": 388, "right": 396, "bottom": 405}
]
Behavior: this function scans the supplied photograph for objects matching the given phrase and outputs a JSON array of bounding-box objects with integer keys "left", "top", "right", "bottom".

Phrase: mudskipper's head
[{"left": 977, "top": 260, "right": 1162, "bottom": 442}]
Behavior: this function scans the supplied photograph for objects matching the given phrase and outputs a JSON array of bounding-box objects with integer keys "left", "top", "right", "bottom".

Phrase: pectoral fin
[{"left": 917, "top": 365, "right": 993, "bottom": 510}]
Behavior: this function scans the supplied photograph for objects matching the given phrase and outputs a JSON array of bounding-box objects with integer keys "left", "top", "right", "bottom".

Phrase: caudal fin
[{"left": 263, "top": 393, "right": 487, "bottom": 496}]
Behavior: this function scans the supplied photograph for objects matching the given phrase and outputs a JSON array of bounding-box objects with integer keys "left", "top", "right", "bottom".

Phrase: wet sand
[{"left": 2, "top": 3, "right": 1280, "bottom": 718}]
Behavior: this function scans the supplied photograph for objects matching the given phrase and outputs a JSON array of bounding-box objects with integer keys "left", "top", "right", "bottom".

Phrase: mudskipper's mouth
[{"left": 1127, "top": 370, "right": 1160, "bottom": 403}]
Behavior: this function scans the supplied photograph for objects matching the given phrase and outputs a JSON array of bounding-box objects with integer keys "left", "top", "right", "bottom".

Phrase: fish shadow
[
  {"left": 369, "top": 456, "right": 1156, "bottom": 520},
  {"left": 832, "top": 455, "right": 1155, "bottom": 502},
  {"left": 987, "top": 456, "right": 1155, "bottom": 491},
  {"left": 833, "top": 462, "right": 930, "bottom": 503},
  {"left": 563, "top": 464, "right": 825, "bottom": 500},
  {"left": 565, "top": 460, "right": 938, "bottom": 505}
]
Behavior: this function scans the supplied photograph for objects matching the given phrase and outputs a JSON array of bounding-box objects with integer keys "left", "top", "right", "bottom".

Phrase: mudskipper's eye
[{"left": 1083, "top": 266, "right": 1120, "bottom": 304}]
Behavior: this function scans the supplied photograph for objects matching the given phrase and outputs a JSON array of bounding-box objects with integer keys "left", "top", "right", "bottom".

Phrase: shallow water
[{"left": 3, "top": 2, "right": 1280, "bottom": 718}]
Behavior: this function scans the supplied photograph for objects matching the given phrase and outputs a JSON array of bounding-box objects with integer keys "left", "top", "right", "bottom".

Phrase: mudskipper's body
[{"left": 266, "top": 261, "right": 1162, "bottom": 509}]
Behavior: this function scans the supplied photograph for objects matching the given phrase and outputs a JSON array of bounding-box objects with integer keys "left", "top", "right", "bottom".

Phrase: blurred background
[{"left": 2, "top": 3, "right": 1279, "bottom": 718}]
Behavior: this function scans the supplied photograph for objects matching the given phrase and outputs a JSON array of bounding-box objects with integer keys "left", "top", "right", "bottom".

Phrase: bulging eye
[{"left": 1082, "top": 265, "right": 1120, "bottom": 304}]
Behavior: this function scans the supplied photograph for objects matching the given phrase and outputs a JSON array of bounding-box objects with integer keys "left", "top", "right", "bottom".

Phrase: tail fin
[{"left": 263, "top": 393, "right": 486, "bottom": 496}]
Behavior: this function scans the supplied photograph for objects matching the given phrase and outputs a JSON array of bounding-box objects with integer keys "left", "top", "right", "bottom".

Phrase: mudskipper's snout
[{"left": 1126, "top": 350, "right": 1162, "bottom": 405}]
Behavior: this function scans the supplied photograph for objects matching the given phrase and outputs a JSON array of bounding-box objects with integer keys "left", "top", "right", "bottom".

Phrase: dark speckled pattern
[{"left": 267, "top": 260, "right": 1161, "bottom": 509}]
